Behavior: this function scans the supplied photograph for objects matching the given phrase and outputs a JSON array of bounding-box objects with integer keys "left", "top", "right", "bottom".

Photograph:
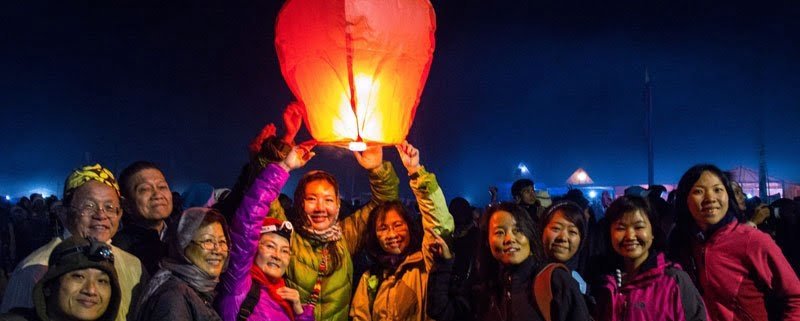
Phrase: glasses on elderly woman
[
  {"left": 72, "top": 202, "right": 122, "bottom": 218},
  {"left": 191, "top": 238, "right": 229, "bottom": 251}
]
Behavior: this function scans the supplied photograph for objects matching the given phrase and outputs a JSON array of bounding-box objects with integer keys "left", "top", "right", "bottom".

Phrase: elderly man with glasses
[{"left": 1, "top": 164, "right": 147, "bottom": 321}]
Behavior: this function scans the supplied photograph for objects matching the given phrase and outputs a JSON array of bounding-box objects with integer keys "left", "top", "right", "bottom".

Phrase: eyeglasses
[
  {"left": 51, "top": 238, "right": 115, "bottom": 264},
  {"left": 72, "top": 202, "right": 122, "bottom": 218},
  {"left": 191, "top": 238, "right": 229, "bottom": 251}
]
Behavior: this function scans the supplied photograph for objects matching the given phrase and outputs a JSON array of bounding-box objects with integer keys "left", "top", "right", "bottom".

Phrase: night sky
[{"left": 2, "top": 1, "right": 799, "bottom": 204}]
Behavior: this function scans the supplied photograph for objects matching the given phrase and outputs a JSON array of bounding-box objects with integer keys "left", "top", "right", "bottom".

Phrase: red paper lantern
[{"left": 275, "top": 0, "right": 436, "bottom": 150}]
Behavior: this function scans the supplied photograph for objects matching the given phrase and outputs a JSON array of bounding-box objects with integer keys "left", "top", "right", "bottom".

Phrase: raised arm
[
  {"left": 221, "top": 145, "right": 314, "bottom": 293},
  {"left": 342, "top": 146, "right": 400, "bottom": 255},
  {"left": 396, "top": 141, "right": 454, "bottom": 270}
]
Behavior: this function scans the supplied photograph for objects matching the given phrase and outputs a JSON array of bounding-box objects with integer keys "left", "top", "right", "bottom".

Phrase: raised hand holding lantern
[{"left": 275, "top": 0, "right": 436, "bottom": 150}]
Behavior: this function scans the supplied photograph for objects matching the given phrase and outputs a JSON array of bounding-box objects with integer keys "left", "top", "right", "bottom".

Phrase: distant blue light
[
  {"left": 4, "top": 195, "right": 9, "bottom": 201},
  {"left": 746, "top": 193, "right": 753, "bottom": 199},
  {"left": 588, "top": 190, "right": 597, "bottom": 198}
]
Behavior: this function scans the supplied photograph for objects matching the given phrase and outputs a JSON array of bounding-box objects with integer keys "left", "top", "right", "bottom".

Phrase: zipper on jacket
[{"left": 505, "top": 274, "right": 512, "bottom": 320}]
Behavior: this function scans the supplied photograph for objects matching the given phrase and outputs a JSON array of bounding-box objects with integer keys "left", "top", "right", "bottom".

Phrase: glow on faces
[
  {"left": 302, "top": 180, "right": 340, "bottom": 231},
  {"left": 127, "top": 168, "right": 173, "bottom": 221},
  {"left": 71, "top": 181, "right": 122, "bottom": 243},
  {"left": 185, "top": 222, "right": 229, "bottom": 277},
  {"left": 488, "top": 210, "right": 531, "bottom": 265},
  {"left": 52, "top": 268, "right": 112, "bottom": 321},
  {"left": 542, "top": 210, "right": 581, "bottom": 263},
  {"left": 255, "top": 233, "right": 292, "bottom": 279},
  {"left": 376, "top": 209, "right": 410, "bottom": 255},
  {"left": 687, "top": 171, "right": 730, "bottom": 231},
  {"left": 610, "top": 210, "right": 653, "bottom": 270}
]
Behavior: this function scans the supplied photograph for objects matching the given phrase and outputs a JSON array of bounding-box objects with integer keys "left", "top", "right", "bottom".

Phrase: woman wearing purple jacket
[{"left": 216, "top": 143, "right": 316, "bottom": 321}]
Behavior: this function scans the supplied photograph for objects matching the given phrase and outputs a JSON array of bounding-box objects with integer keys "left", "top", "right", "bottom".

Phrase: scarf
[
  {"left": 135, "top": 259, "right": 220, "bottom": 320},
  {"left": 63, "top": 163, "right": 120, "bottom": 200},
  {"left": 250, "top": 265, "right": 295, "bottom": 320},
  {"left": 301, "top": 223, "right": 343, "bottom": 244}
]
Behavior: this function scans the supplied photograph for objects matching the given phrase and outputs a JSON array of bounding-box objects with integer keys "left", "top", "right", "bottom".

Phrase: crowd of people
[{"left": 0, "top": 113, "right": 798, "bottom": 321}]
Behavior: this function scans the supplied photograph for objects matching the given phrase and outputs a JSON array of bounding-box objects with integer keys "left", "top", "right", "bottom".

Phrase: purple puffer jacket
[
  {"left": 595, "top": 252, "right": 708, "bottom": 321},
  {"left": 216, "top": 163, "right": 314, "bottom": 321}
]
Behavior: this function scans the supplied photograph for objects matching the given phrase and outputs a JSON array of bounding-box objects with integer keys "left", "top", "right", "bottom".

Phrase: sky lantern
[{"left": 275, "top": 0, "right": 436, "bottom": 150}]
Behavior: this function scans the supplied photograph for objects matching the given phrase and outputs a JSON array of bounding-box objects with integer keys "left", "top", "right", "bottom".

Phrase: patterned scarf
[
  {"left": 250, "top": 265, "right": 295, "bottom": 320},
  {"left": 63, "top": 163, "right": 120, "bottom": 200},
  {"left": 301, "top": 223, "right": 343, "bottom": 244}
]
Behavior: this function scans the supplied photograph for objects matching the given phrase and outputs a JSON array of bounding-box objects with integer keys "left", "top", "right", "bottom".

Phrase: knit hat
[
  {"left": 33, "top": 236, "right": 121, "bottom": 321},
  {"left": 261, "top": 217, "right": 293, "bottom": 241}
]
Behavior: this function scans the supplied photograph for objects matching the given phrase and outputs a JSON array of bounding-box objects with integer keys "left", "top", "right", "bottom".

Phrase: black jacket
[
  {"left": 113, "top": 222, "right": 168, "bottom": 275},
  {"left": 135, "top": 275, "right": 222, "bottom": 321},
  {"left": 428, "top": 255, "right": 589, "bottom": 321}
]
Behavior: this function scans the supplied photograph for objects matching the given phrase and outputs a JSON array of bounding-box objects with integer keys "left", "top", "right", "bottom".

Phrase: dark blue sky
[{"left": 2, "top": 1, "right": 799, "bottom": 204}]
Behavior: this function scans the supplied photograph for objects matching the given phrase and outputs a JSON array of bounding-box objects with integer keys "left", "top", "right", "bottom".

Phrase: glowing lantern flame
[{"left": 275, "top": 0, "right": 436, "bottom": 149}]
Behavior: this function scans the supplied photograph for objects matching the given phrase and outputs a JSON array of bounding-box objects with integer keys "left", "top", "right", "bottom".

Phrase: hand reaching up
[
  {"left": 282, "top": 102, "right": 303, "bottom": 145},
  {"left": 279, "top": 141, "right": 316, "bottom": 172},
  {"left": 396, "top": 140, "right": 421, "bottom": 175},
  {"left": 353, "top": 146, "right": 383, "bottom": 171},
  {"left": 427, "top": 228, "right": 452, "bottom": 260}
]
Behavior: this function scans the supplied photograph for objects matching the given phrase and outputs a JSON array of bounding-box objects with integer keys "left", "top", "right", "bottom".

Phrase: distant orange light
[{"left": 275, "top": 0, "right": 436, "bottom": 148}]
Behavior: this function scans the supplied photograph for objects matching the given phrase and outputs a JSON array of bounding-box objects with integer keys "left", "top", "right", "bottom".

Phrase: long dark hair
[
  {"left": 364, "top": 200, "right": 423, "bottom": 275},
  {"left": 476, "top": 202, "right": 544, "bottom": 291},
  {"left": 290, "top": 170, "right": 343, "bottom": 274},
  {"left": 668, "top": 164, "right": 741, "bottom": 276}
]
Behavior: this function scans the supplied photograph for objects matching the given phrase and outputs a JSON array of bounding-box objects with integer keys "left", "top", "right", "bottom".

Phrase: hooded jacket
[
  {"left": 595, "top": 252, "right": 707, "bottom": 321},
  {"left": 135, "top": 208, "right": 230, "bottom": 321},
  {"left": 270, "top": 161, "right": 399, "bottom": 321},
  {"left": 0, "top": 237, "right": 145, "bottom": 321},
  {"left": 350, "top": 168, "right": 454, "bottom": 321},
  {"left": 216, "top": 163, "right": 314, "bottom": 321},
  {"left": 689, "top": 221, "right": 800, "bottom": 321}
]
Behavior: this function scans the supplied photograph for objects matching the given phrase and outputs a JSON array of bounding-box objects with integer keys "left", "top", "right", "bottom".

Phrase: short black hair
[
  {"left": 118, "top": 161, "right": 165, "bottom": 199},
  {"left": 511, "top": 179, "right": 534, "bottom": 199}
]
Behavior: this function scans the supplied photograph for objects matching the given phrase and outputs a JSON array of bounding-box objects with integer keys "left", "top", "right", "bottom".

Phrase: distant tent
[
  {"left": 726, "top": 166, "right": 796, "bottom": 200},
  {"left": 566, "top": 168, "right": 594, "bottom": 185}
]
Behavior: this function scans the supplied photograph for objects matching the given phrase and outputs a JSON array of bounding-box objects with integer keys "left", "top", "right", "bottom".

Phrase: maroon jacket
[
  {"left": 691, "top": 221, "right": 800, "bottom": 321},
  {"left": 595, "top": 252, "right": 707, "bottom": 321}
]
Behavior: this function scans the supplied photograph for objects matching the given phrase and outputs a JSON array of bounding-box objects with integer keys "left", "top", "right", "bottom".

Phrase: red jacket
[
  {"left": 692, "top": 221, "right": 800, "bottom": 321},
  {"left": 595, "top": 252, "right": 707, "bottom": 321}
]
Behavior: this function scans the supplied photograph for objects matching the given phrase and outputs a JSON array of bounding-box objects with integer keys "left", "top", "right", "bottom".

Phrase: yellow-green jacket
[
  {"left": 350, "top": 167, "right": 454, "bottom": 321},
  {"left": 270, "top": 161, "right": 399, "bottom": 321}
]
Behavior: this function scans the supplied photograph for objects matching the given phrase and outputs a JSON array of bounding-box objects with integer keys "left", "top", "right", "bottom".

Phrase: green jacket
[
  {"left": 350, "top": 167, "right": 454, "bottom": 321},
  {"left": 271, "top": 161, "right": 399, "bottom": 321}
]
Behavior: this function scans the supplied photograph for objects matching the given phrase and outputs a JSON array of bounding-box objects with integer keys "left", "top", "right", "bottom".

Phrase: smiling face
[
  {"left": 610, "top": 210, "right": 653, "bottom": 271},
  {"left": 488, "top": 210, "right": 531, "bottom": 266},
  {"left": 376, "top": 209, "right": 410, "bottom": 255},
  {"left": 184, "top": 222, "right": 229, "bottom": 277},
  {"left": 255, "top": 233, "right": 291, "bottom": 279},
  {"left": 51, "top": 268, "right": 112, "bottom": 321},
  {"left": 542, "top": 210, "right": 581, "bottom": 263},
  {"left": 70, "top": 181, "right": 121, "bottom": 243},
  {"left": 126, "top": 168, "right": 173, "bottom": 222},
  {"left": 301, "top": 179, "right": 340, "bottom": 231},
  {"left": 687, "top": 171, "right": 730, "bottom": 231}
]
